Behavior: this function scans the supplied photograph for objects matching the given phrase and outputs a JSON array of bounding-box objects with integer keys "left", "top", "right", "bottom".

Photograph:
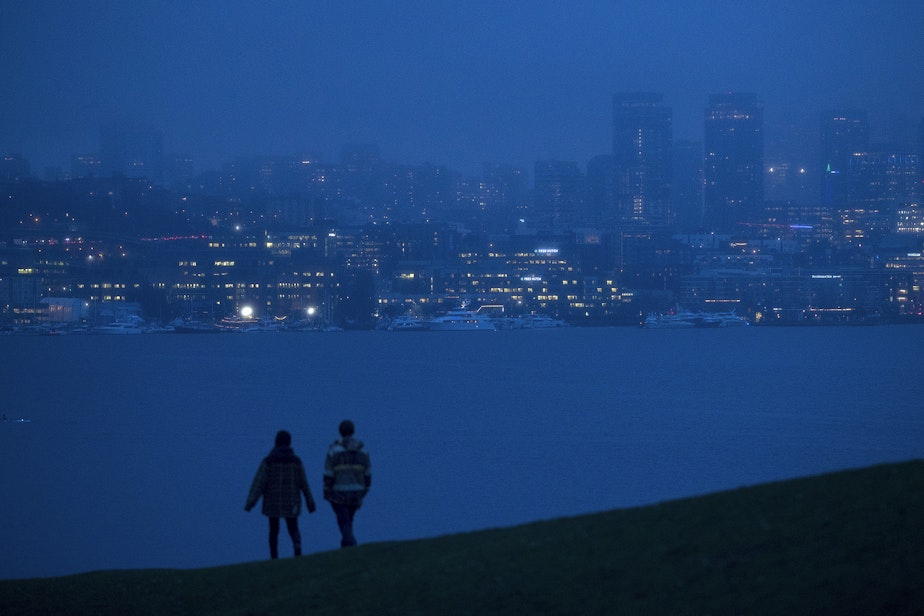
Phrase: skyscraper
[
  {"left": 612, "top": 93, "right": 673, "bottom": 230},
  {"left": 100, "top": 122, "right": 165, "bottom": 183},
  {"left": 820, "top": 110, "right": 868, "bottom": 208},
  {"left": 917, "top": 117, "right": 924, "bottom": 189},
  {"left": 532, "top": 160, "right": 584, "bottom": 233},
  {"left": 703, "top": 93, "right": 763, "bottom": 232},
  {"left": 672, "top": 140, "right": 704, "bottom": 231}
]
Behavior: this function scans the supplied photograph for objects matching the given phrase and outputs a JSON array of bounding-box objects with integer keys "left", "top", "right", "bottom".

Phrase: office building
[
  {"left": 100, "top": 122, "right": 165, "bottom": 183},
  {"left": 532, "top": 160, "right": 585, "bottom": 233},
  {"left": 703, "top": 93, "right": 764, "bottom": 232},
  {"left": 820, "top": 110, "right": 868, "bottom": 208},
  {"left": 672, "top": 140, "right": 703, "bottom": 231},
  {"left": 612, "top": 93, "right": 673, "bottom": 230}
]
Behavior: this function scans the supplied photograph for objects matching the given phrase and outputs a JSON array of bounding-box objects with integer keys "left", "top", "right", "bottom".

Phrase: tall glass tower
[
  {"left": 703, "top": 93, "right": 763, "bottom": 232},
  {"left": 820, "top": 110, "right": 868, "bottom": 208},
  {"left": 612, "top": 93, "right": 673, "bottom": 230}
]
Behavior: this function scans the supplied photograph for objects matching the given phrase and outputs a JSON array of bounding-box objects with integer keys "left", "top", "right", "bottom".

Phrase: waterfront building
[
  {"left": 884, "top": 251, "right": 924, "bottom": 316},
  {"left": 679, "top": 267, "right": 887, "bottom": 322}
]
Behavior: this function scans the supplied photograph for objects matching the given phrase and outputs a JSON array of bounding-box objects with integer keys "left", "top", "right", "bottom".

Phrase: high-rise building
[
  {"left": 100, "top": 122, "right": 165, "bottom": 183},
  {"left": 703, "top": 93, "right": 764, "bottom": 232},
  {"left": 672, "top": 140, "right": 704, "bottom": 231},
  {"left": 917, "top": 117, "right": 924, "bottom": 188},
  {"left": 481, "top": 163, "right": 528, "bottom": 232},
  {"left": 0, "top": 153, "right": 31, "bottom": 182},
  {"left": 820, "top": 110, "right": 868, "bottom": 208},
  {"left": 841, "top": 150, "right": 921, "bottom": 245},
  {"left": 612, "top": 93, "right": 673, "bottom": 230},
  {"left": 70, "top": 154, "right": 102, "bottom": 179},
  {"left": 532, "top": 160, "right": 585, "bottom": 233},
  {"left": 585, "top": 154, "right": 618, "bottom": 229}
]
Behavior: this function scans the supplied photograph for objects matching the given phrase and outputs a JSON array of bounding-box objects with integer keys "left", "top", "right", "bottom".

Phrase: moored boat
[
  {"left": 170, "top": 319, "right": 221, "bottom": 334},
  {"left": 521, "top": 314, "right": 567, "bottom": 328},
  {"left": 387, "top": 315, "right": 427, "bottom": 331},
  {"left": 93, "top": 321, "right": 144, "bottom": 334},
  {"left": 642, "top": 313, "right": 696, "bottom": 329},
  {"left": 713, "top": 311, "right": 749, "bottom": 327},
  {"left": 644, "top": 309, "right": 749, "bottom": 328},
  {"left": 427, "top": 309, "right": 496, "bottom": 331}
]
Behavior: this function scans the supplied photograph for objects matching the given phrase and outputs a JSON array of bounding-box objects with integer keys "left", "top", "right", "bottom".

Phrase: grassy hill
[{"left": 2, "top": 460, "right": 922, "bottom": 615}]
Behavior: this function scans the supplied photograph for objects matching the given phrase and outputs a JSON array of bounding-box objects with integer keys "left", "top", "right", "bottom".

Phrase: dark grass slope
[{"left": 3, "top": 460, "right": 922, "bottom": 615}]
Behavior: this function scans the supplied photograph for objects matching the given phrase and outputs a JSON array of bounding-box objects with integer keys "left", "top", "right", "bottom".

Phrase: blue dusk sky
[{"left": 1, "top": 1, "right": 922, "bottom": 176}]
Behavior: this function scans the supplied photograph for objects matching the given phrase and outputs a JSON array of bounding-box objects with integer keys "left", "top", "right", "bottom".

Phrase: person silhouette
[
  {"left": 245, "top": 430, "right": 317, "bottom": 558},
  {"left": 323, "top": 420, "right": 372, "bottom": 547}
]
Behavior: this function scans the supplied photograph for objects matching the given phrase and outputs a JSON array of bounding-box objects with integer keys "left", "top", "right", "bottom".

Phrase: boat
[
  {"left": 170, "top": 319, "right": 221, "bottom": 334},
  {"left": 141, "top": 323, "right": 176, "bottom": 334},
  {"left": 685, "top": 311, "right": 722, "bottom": 328},
  {"left": 426, "top": 309, "right": 496, "bottom": 331},
  {"left": 490, "top": 316, "right": 526, "bottom": 330},
  {"left": 93, "top": 321, "right": 144, "bottom": 334},
  {"left": 713, "top": 311, "right": 749, "bottom": 327},
  {"left": 3, "top": 414, "right": 32, "bottom": 423},
  {"left": 642, "top": 313, "right": 696, "bottom": 329},
  {"left": 387, "top": 315, "right": 427, "bottom": 331},
  {"left": 643, "top": 309, "right": 749, "bottom": 329},
  {"left": 520, "top": 314, "right": 567, "bottom": 328}
]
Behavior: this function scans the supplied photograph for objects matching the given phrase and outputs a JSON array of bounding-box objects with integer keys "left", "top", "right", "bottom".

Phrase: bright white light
[
  {"left": 306, "top": 306, "right": 317, "bottom": 317},
  {"left": 240, "top": 305, "right": 254, "bottom": 318}
]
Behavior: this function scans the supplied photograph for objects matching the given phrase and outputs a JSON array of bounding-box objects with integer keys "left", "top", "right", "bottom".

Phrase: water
[{"left": 2, "top": 326, "right": 922, "bottom": 580}]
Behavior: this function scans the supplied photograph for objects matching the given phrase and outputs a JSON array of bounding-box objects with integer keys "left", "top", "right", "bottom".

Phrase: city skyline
[{"left": 2, "top": 2, "right": 922, "bottom": 177}]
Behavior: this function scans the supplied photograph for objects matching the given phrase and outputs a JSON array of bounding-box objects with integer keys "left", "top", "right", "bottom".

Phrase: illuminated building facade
[
  {"left": 841, "top": 150, "right": 921, "bottom": 245},
  {"left": 612, "top": 93, "right": 673, "bottom": 231},
  {"left": 884, "top": 251, "right": 924, "bottom": 316}
]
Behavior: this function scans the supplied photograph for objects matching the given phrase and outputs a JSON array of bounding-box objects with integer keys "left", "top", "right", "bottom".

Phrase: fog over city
[
  {"left": 2, "top": 2, "right": 922, "bottom": 176},
  {"left": 4, "top": 3, "right": 924, "bottom": 590}
]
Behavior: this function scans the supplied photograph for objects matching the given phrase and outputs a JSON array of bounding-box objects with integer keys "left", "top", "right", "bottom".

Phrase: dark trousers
[
  {"left": 331, "top": 503, "right": 360, "bottom": 548},
  {"left": 268, "top": 516, "right": 301, "bottom": 559}
]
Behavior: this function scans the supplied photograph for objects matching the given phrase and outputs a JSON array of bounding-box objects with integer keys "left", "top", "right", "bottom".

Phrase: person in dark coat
[
  {"left": 245, "top": 430, "right": 317, "bottom": 558},
  {"left": 323, "top": 420, "right": 371, "bottom": 547}
]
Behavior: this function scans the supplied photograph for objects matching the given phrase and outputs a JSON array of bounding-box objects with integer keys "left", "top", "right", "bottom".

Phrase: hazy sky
[{"left": 2, "top": 1, "right": 922, "bottom": 176}]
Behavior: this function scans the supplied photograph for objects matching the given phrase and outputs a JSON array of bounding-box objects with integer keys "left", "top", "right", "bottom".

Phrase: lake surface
[{"left": 2, "top": 325, "right": 923, "bottom": 579}]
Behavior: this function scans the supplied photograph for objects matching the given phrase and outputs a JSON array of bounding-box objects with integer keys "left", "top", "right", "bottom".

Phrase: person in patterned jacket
[
  {"left": 323, "top": 420, "right": 371, "bottom": 548},
  {"left": 245, "top": 430, "right": 317, "bottom": 559}
]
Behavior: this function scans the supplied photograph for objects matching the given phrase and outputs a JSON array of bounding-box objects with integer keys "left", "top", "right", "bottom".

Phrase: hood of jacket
[
  {"left": 266, "top": 445, "right": 299, "bottom": 464},
  {"left": 337, "top": 437, "right": 364, "bottom": 452}
]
